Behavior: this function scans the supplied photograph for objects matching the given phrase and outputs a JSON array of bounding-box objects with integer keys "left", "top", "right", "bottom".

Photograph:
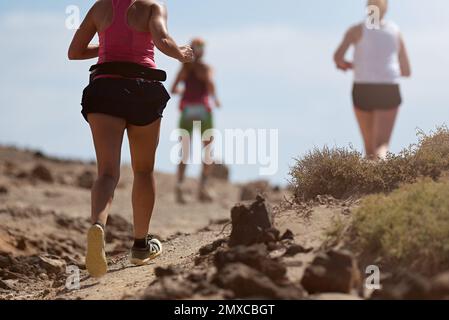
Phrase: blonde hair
[
  {"left": 367, "top": 0, "right": 388, "bottom": 17},
  {"left": 191, "top": 38, "right": 206, "bottom": 48}
]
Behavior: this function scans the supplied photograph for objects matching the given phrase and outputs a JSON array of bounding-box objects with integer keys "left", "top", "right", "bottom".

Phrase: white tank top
[{"left": 353, "top": 21, "right": 401, "bottom": 84}]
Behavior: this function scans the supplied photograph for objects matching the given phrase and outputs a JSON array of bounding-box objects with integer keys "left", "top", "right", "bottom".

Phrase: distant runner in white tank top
[
  {"left": 333, "top": 0, "right": 411, "bottom": 160},
  {"left": 354, "top": 21, "right": 401, "bottom": 84}
]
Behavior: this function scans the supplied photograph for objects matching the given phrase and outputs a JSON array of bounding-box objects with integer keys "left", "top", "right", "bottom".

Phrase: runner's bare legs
[
  {"left": 354, "top": 108, "right": 375, "bottom": 159},
  {"left": 88, "top": 114, "right": 126, "bottom": 226},
  {"left": 127, "top": 119, "right": 161, "bottom": 239},
  {"left": 373, "top": 108, "right": 399, "bottom": 159}
]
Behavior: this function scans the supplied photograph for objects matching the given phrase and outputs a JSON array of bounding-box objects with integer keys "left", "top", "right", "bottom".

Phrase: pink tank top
[
  {"left": 98, "top": 0, "right": 156, "bottom": 68},
  {"left": 180, "top": 69, "right": 211, "bottom": 111}
]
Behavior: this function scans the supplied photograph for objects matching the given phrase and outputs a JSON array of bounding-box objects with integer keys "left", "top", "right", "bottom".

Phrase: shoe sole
[
  {"left": 129, "top": 240, "right": 163, "bottom": 266},
  {"left": 86, "top": 225, "right": 108, "bottom": 278}
]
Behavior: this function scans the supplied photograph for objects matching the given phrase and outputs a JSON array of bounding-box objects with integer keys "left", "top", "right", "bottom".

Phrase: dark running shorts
[
  {"left": 352, "top": 83, "right": 402, "bottom": 111},
  {"left": 81, "top": 78, "right": 170, "bottom": 126}
]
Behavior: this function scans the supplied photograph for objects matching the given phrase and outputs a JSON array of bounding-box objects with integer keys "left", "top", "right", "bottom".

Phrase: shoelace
[{"left": 146, "top": 235, "right": 160, "bottom": 254}]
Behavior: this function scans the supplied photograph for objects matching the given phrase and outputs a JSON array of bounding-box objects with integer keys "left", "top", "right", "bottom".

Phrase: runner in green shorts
[
  {"left": 171, "top": 38, "right": 221, "bottom": 204},
  {"left": 179, "top": 104, "right": 214, "bottom": 135}
]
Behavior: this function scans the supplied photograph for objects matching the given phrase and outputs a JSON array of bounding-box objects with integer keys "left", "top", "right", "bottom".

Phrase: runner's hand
[
  {"left": 178, "top": 45, "right": 194, "bottom": 63},
  {"left": 214, "top": 98, "right": 221, "bottom": 108},
  {"left": 336, "top": 60, "right": 353, "bottom": 72}
]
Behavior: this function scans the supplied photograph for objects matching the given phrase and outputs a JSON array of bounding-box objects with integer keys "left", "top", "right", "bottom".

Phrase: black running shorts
[
  {"left": 352, "top": 83, "right": 402, "bottom": 111},
  {"left": 81, "top": 77, "right": 170, "bottom": 126}
]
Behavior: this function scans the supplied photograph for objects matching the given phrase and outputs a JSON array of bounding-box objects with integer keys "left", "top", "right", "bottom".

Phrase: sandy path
[
  {"left": 55, "top": 206, "right": 345, "bottom": 300},
  {"left": 1, "top": 147, "right": 349, "bottom": 300}
]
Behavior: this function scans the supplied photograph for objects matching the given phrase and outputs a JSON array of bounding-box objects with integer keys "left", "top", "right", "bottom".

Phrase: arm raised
[
  {"left": 68, "top": 5, "right": 99, "bottom": 60},
  {"left": 149, "top": 3, "right": 193, "bottom": 63},
  {"left": 171, "top": 65, "right": 188, "bottom": 95},
  {"left": 333, "top": 25, "right": 362, "bottom": 72}
]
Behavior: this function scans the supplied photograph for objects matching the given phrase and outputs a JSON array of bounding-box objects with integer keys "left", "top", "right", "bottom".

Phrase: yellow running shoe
[{"left": 86, "top": 224, "right": 108, "bottom": 278}]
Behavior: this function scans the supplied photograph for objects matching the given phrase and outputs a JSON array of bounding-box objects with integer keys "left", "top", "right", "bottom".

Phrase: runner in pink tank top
[
  {"left": 171, "top": 38, "right": 221, "bottom": 204},
  {"left": 68, "top": 0, "right": 193, "bottom": 278},
  {"left": 98, "top": 0, "right": 156, "bottom": 68}
]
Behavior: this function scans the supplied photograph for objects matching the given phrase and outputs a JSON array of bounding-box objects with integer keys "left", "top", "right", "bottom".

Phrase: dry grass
[
  {"left": 290, "top": 126, "right": 449, "bottom": 202},
  {"left": 350, "top": 179, "right": 449, "bottom": 275}
]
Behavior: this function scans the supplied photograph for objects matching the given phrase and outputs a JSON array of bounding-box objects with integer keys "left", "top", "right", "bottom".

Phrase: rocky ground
[{"left": 2, "top": 146, "right": 448, "bottom": 300}]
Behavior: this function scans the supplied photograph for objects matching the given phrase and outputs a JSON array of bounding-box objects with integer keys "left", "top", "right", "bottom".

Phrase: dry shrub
[
  {"left": 290, "top": 126, "right": 449, "bottom": 201},
  {"left": 351, "top": 179, "right": 449, "bottom": 275}
]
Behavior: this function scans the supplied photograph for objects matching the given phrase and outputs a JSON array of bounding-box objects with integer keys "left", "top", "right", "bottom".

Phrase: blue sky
[{"left": 1, "top": 1, "right": 449, "bottom": 185}]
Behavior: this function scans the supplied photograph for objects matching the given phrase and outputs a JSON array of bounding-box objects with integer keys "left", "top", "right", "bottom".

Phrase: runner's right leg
[
  {"left": 199, "top": 137, "right": 214, "bottom": 202},
  {"left": 354, "top": 107, "right": 375, "bottom": 159},
  {"left": 176, "top": 134, "right": 191, "bottom": 204},
  {"left": 372, "top": 108, "right": 399, "bottom": 159},
  {"left": 86, "top": 113, "right": 126, "bottom": 277},
  {"left": 88, "top": 113, "right": 126, "bottom": 228},
  {"left": 127, "top": 119, "right": 164, "bottom": 265}
]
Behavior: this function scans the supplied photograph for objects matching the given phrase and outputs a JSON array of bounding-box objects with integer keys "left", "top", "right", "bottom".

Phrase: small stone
[
  {"left": 142, "top": 277, "right": 195, "bottom": 300},
  {"left": 154, "top": 266, "right": 180, "bottom": 278},
  {"left": 77, "top": 170, "right": 95, "bottom": 189},
  {"left": 39, "top": 273, "right": 49, "bottom": 281},
  {"left": 187, "top": 271, "right": 207, "bottom": 283},
  {"left": 0, "top": 185, "right": 8, "bottom": 194},
  {"left": 213, "top": 263, "right": 303, "bottom": 299},
  {"left": 199, "top": 238, "right": 227, "bottom": 256},
  {"left": 301, "top": 249, "right": 361, "bottom": 295},
  {"left": 0, "top": 254, "right": 13, "bottom": 268},
  {"left": 371, "top": 273, "right": 431, "bottom": 300},
  {"left": 16, "top": 171, "right": 29, "bottom": 179},
  {"left": 280, "top": 229, "right": 295, "bottom": 241},
  {"left": 38, "top": 255, "right": 66, "bottom": 274},
  {"left": 214, "top": 244, "right": 286, "bottom": 282},
  {"left": 31, "top": 164, "right": 54, "bottom": 183},
  {"left": 430, "top": 272, "right": 449, "bottom": 299},
  {"left": 209, "top": 164, "right": 230, "bottom": 181},
  {"left": 239, "top": 181, "right": 270, "bottom": 201},
  {"left": 0, "top": 280, "right": 14, "bottom": 291},
  {"left": 16, "top": 238, "right": 27, "bottom": 251},
  {"left": 284, "top": 244, "right": 313, "bottom": 257}
]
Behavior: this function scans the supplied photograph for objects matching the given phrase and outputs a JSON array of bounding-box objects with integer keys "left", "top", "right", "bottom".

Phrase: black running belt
[{"left": 89, "top": 62, "right": 167, "bottom": 82}]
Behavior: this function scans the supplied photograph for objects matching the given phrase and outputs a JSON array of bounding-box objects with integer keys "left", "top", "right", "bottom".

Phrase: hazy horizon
[{"left": 1, "top": 0, "right": 448, "bottom": 185}]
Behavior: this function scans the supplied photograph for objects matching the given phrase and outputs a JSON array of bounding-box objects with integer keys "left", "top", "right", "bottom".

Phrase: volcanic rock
[
  {"left": 301, "top": 249, "right": 361, "bottom": 294},
  {"left": 213, "top": 263, "right": 303, "bottom": 299},
  {"left": 77, "top": 170, "right": 95, "bottom": 189},
  {"left": 31, "top": 164, "right": 54, "bottom": 183},
  {"left": 229, "top": 196, "right": 275, "bottom": 247}
]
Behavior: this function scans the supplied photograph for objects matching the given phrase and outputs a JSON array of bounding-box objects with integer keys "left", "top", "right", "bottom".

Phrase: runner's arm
[
  {"left": 206, "top": 67, "right": 221, "bottom": 108},
  {"left": 333, "top": 25, "right": 361, "bottom": 71},
  {"left": 68, "top": 5, "right": 99, "bottom": 60},
  {"left": 398, "top": 34, "right": 411, "bottom": 77},
  {"left": 171, "top": 65, "right": 188, "bottom": 95},
  {"left": 149, "top": 3, "right": 193, "bottom": 63}
]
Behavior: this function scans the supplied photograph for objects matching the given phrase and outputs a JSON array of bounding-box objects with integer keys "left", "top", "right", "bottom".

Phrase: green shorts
[{"left": 179, "top": 104, "right": 213, "bottom": 134}]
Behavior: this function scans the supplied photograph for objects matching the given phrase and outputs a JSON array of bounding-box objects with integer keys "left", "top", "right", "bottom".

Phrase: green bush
[
  {"left": 351, "top": 179, "right": 449, "bottom": 274},
  {"left": 290, "top": 126, "right": 449, "bottom": 201}
]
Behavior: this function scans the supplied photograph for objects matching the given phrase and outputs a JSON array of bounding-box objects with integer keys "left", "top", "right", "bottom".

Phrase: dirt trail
[
  {"left": 0, "top": 146, "right": 351, "bottom": 300},
  {"left": 56, "top": 205, "right": 345, "bottom": 300}
]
